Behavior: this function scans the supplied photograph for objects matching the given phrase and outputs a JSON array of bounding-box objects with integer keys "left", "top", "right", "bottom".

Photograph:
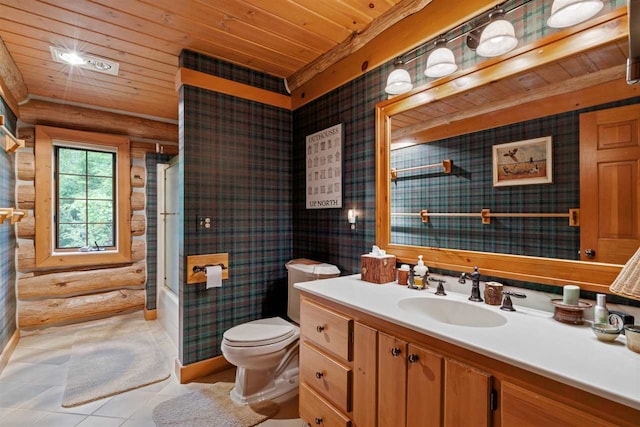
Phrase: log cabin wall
[
  {"left": 13, "top": 123, "right": 157, "bottom": 329},
  {"left": 0, "top": 96, "right": 17, "bottom": 355}
]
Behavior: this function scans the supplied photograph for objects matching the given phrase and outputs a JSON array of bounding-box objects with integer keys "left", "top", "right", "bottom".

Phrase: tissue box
[{"left": 361, "top": 254, "right": 396, "bottom": 284}]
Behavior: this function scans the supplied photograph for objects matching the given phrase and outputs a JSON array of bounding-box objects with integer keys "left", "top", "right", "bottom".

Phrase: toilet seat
[{"left": 222, "top": 317, "right": 300, "bottom": 356}]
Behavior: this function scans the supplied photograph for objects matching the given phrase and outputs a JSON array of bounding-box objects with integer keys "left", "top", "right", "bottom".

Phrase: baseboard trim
[
  {"left": 0, "top": 329, "right": 20, "bottom": 376},
  {"left": 144, "top": 308, "right": 157, "bottom": 321},
  {"left": 175, "top": 355, "right": 232, "bottom": 384}
]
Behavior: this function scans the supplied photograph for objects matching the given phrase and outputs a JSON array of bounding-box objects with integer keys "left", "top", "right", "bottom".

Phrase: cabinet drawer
[
  {"left": 301, "top": 340, "right": 352, "bottom": 413},
  {"left": 301, "top": 299, "right": 353, "bottom": 361},
  {"left": 300, "top": 382, "right": 352, "bottom": 427}
]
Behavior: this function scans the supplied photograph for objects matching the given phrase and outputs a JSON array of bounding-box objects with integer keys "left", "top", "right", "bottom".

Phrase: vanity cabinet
[
  {"left": 298, "top": 293, "right": 639, "bottom": 427},
  {"left": 378, "top": 332, "right": 491, "bottom": 427}
]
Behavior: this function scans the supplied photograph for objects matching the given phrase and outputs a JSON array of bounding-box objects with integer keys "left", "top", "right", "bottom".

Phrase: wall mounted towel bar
[
  {"left": 0, "top": 208, "right": 27, "bottom": 225},
  {"left": 392, "top": 208, "right": 579, "bottom": 226},
  {"left": 391, "top": 159, "right": 452, "bottom": 180},
  {"left": 1, "top": 115, "right": 25, "bottom": 153}
]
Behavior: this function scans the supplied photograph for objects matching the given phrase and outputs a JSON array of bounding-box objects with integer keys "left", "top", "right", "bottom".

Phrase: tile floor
[{"left": 0, "top": 313, "right": 305, "bottom": 426}]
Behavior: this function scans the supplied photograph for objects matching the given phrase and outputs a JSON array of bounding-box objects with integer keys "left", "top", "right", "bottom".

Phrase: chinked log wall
[{"left": 15, "top": 128, "right": 149, "bottom": 329}]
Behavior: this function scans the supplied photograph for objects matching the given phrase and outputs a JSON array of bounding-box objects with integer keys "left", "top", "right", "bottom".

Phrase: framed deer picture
[{"left": 492, "top": 136, "right": 552, "bottom": 187}]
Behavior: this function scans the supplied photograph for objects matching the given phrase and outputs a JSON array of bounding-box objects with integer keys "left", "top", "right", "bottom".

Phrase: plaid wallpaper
[
  {"left": 145, "top": 153, "right": 175, "bottom": 310},
  {"left": 179, "top": 50, "right": 292, "bottom": 364},
  {"left": 391, "top": 97, "right": 640, "bottom": 260},
  {"left": 0, "top": 97, "right": 17, "bottom": 353}
]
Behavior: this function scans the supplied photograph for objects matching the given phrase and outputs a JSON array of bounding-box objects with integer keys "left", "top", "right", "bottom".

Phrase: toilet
[{"left": 221, "top": 259, "right": 339, "bottom": 406}]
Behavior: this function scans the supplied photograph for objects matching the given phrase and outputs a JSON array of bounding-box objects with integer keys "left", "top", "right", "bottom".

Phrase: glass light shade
[
  {"left": 59, "top": 52, "right": 86, "bottom": 65},
  {"left": 476, "top": 19, "right": 518, "bottom": 58},
  {"left": 385, "top": 66, "right": 413, "bottom": 95},
  {"left": 425, "top": 47, "right": 458, "bottom": 78},
  {"left": 547, "top": 0, "right": 603, "bottom": 28}
]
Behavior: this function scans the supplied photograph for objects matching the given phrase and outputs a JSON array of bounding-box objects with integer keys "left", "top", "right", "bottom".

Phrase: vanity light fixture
[
  {"left": 384, "top": 58, "right": 413, "bottom": 95},
  {"left": 383, "top": 0, "right": 605, "bottom": 96},
  {"left": 424, "top": 38, "right": 458, "bottom": 78},
  {"left": 348, "top": 209, "right": 357, "bottom": 231},
  {"left": 547, "top": 0, "right": 604, "bottom": 28},
  {"left": 49, "top": 46, "right": 120, "bottom": 76},
  {"left": 475, "top": 10, "right": 518, "bottom": 58}
]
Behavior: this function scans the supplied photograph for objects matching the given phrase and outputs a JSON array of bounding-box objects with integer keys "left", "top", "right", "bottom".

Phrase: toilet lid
[{"left": 223, "top": 317, "right": 297, "bottom": 347}]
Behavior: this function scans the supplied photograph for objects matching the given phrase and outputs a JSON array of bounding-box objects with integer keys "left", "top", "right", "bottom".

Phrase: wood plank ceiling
[{"left": 0, "top": 0, "right": 403, "bottom": 121}]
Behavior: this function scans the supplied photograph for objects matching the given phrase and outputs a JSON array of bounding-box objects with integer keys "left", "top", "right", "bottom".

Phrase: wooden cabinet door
[
  {"left": 580, "top": 104, "right": 640, "bottom": 264},
  {"left": 407, "top": 343, "right": 443, "bottom": 427},
  {"left": 501, "top": 381, "right": 616, "bottom": 427},
  {"left": 378, "top": 332, "right": 407, "bottom": 427},
  {"left": 444, "top": 359, "right": 492, "bottom": 427},
  {"left": 353, "top": 322, "right": 377, "bottom": 427}
]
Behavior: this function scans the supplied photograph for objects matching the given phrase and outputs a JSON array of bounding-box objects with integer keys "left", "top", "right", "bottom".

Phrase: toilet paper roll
[{"left": 206, "top": 265, "right": 222, "bottom": 289}]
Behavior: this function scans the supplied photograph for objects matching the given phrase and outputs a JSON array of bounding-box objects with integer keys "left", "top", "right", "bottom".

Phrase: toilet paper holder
[
  {"left": 192, "top": 263, "right": 227, "bottom": 274},
  {"left": 187, "top": 253, "right": 229, "bottom": 284}
]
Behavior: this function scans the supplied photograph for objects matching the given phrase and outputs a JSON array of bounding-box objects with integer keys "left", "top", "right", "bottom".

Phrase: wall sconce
[
  {"left": 348, "top": 209, "right": 357, "bottom": 231},
  {"left": 547, "top": 0, "right": 604, "bottom": 28}
]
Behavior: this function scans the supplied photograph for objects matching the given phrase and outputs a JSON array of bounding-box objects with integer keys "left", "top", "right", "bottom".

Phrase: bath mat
[
  {"left": 62, "top": 320, "right": 170, "bottom": 407},
  {"left": 152, "top": 382, "right": 279, "bottom": 427}
]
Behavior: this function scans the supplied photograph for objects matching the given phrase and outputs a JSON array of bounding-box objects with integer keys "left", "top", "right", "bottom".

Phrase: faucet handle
[
  {"left": 500, "top": 291, "right": 527, "bottom": 312},
  {"left": 458, "top": 273, "right": 467, "bottom": 284},
  {"left": 428, "top": 277, "right": 447, "bottom": 296}
]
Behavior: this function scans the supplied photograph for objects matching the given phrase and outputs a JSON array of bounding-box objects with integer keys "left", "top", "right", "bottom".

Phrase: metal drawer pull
[
  {"left": 316, "top": 325, "right": 325, "bottom": 333},
  {"left": 315, "top": 371, "right": 324, "bottom": 379},
  {"left": 391, "top": 347, "right": 401, "bottom": 357},
  {"left": 315, "top": 417, "right": 323, "bottom": 425},
  {"left": 408, "top": 354, "right": 419, "bottom": 363}
]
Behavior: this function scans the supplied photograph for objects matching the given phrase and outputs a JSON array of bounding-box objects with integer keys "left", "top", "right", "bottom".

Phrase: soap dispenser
[{"left": 413, "top": 255, "right": 429, "bottom": 289}]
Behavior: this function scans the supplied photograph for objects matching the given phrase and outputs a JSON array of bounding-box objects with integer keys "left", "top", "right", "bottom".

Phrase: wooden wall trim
[
  {"left": 291, "top": 0, "right": 503, "bottom": 110},
  {"left": 34, "top": 125, "right": 132, "bottom": 269},
  {"left": 175, "top": 355, "right": 232, "bottom": 384},
  {"left": 0, "top": 329, "right": 19, "bottom": 377},
  {"left": 20, "top": 100, "right": 178, "bottom": 144},
  {"left": 176, "top": 68, "right": 292, "bottom": 110},
  {"left": 144, "top": 308, "right": 157, "bottom": 321},
  {"left": 287, "top": 0, "right": 434, "bottom": 92}
]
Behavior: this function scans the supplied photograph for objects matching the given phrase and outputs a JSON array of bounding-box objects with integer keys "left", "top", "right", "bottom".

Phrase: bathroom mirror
[{"left": 376, "top": 9, "right": 634, "bottom": 292}]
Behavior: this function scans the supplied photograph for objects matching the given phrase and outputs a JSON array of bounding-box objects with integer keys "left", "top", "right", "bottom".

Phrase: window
[
  {"left": 35, "top": 126, "right": 131, "bottom": 268},
  {"left": 55, "top": 146, "right": 116, "bottom": 250}
]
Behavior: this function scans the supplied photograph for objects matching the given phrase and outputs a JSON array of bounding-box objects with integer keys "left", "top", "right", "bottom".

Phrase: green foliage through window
[{"left": 55, "top": 146, "right": 116, "bottom": 249}]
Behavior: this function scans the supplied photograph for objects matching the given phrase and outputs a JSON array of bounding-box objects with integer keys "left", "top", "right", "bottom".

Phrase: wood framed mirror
[{"left": 375, "top": 8, "right": 639, "bottom": 293}]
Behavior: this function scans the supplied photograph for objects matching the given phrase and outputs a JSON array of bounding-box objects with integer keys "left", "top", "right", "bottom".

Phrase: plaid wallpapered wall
[
  {"left": 179, "top": 50, "right": 292, "bottom": 364},
  {"left": 0, "top": 98, "right": 17, "bottom": 354},
  {"left": 145, "top": 153, "right": 175, "bottom": 310}
]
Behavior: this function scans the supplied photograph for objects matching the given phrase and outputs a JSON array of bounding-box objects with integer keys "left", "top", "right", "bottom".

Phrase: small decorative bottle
[
  {"left": 594, "top": 293, "right": 609, "bottom": 324},
  {"left": 413, "top": 255, "right": 429, "bottom": 289}
]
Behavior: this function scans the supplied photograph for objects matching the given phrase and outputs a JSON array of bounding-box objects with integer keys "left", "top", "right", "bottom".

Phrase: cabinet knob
[
  {"left": 408, "top": 353, "right": 419, "bottom": 363},
  {"left": 584, "top": 249, "right": 596, "bottom": 258},
  {"left": 391, "top": 347, "right": 401, "bottom": 357},
  {"left": 315, "top": 417, "right": 323, "bottom": 425},
  {"left": 316, "top": 325, "right": 325, "bottom": 333},
  {"left": 315, "top": 371, "right": 324, "bottom": 379}
]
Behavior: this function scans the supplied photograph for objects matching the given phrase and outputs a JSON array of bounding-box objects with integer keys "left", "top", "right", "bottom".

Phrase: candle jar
[{"left": 397, "top": 264, "right": 410, "bottom": 286}]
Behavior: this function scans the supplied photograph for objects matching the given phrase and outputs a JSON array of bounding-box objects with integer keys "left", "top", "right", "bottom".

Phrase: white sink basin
[{"left": 397, "top": 297, "right": 508, "bottom": 328}]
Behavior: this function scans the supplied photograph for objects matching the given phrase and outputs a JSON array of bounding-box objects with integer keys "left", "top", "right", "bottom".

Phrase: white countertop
[{"left": 295, "top": 274, "right": 640, "bottom": 410}]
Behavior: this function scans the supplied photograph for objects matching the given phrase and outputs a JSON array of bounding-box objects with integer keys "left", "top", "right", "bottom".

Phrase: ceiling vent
[
  {"left": 627, "top": 0, "right": 640, "bottom": 84},
  {"left": 49, "top": 46, "right": 120, "bottom": 76}
]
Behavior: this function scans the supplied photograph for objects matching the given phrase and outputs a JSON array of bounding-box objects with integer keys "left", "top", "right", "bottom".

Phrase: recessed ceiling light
[
  {"left": 58, "top": 51, "right": 85, "bottom": 65},
  {"left": 49, "top": 46, "right": 120, "bottom": 76}
]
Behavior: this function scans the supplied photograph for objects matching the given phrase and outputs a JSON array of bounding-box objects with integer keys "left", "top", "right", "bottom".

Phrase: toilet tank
[{"left": 286, "top": 259, "right": 340, "bottom": 323}]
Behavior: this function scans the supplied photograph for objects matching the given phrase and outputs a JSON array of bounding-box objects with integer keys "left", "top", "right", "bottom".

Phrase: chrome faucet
[{"left": 459, "top": 266, "right": 483, "bottom": 302}]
